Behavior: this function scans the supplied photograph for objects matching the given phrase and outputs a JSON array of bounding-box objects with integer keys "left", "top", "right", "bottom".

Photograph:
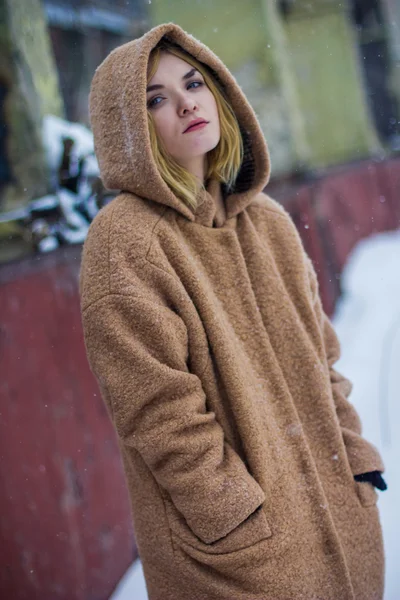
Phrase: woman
[{"left": 80, "top": 22, "right": 386, "bottom": 600}]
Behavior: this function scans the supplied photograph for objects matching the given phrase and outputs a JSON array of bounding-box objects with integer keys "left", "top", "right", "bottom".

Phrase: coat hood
[{"left": 89, "top": 22, "right": 271, "bottom": 224}]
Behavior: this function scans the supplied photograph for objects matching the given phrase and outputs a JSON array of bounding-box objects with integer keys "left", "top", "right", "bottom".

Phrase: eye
[
  {"left": 187, "top": 81, "right": 204, "bottom": 90},
  {"left": 147, "top": 95, "right": 163, "bottom": 109}
]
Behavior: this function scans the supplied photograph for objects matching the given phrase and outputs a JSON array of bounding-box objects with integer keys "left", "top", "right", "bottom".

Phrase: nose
[{"left": 177, "top": 93, "right": 198, "bottom": 117}]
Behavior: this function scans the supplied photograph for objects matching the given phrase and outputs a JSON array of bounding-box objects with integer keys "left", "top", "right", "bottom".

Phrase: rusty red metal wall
[
  {"left": 276, "top": 157, "right": 400, "bottom": 315},
  {"left": 0, "top": 248, "right": 136, "bottom": 600},
  {"left": 0, "top": 157, "right": 399, "bottom": 599}
]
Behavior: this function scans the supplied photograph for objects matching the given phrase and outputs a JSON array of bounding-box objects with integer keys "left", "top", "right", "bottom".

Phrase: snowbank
[
  {"left": 42, "top": 114, "right": 98, "bottom": 176},
  {"left": 333, "top": 229, "right": 400, "bottom": 600}
]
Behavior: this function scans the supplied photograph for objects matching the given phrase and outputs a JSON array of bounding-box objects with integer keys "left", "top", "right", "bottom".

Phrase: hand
[{"left": 354, "top": 471, "right": 387, "bottom": 491}]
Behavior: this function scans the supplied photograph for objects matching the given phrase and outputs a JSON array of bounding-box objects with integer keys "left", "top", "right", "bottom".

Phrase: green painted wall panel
[
  {"left": 285, "top": 12, "right": 380, "bottom": 166},
  {"left": 151, "top": 0, "right": 269, "bottom": 72}
]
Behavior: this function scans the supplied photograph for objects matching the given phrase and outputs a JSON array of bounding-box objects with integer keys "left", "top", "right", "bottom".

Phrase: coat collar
[{"left": 194, "top": 179, "right": 226, "bottom": 228}]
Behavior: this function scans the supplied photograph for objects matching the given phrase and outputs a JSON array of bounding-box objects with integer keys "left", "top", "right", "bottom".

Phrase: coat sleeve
[
  {"left": 81, "top": 283, "right": 265, "bottom": 545},
  {"left": 305, "top": 256, "right": 385, "bottom": 476}
]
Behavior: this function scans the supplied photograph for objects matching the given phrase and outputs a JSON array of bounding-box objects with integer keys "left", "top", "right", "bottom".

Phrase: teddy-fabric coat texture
[{"left": 80, "top": 23, "right": 385, "bottom": 600}]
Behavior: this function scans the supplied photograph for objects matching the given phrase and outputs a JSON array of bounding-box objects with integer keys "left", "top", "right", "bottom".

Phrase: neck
[{"left": 179, "top": 154, "right": 208, "bottom": 183}]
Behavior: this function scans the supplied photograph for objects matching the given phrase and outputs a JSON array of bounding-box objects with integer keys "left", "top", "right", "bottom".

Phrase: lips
[{"left": 183, "top": 119, "right": 209, "bottom": 133}]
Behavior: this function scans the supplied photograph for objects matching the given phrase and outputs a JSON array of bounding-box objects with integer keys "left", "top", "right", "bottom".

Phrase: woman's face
[{"left": 146, "top": 52, "right": 220, "bottom": 180}]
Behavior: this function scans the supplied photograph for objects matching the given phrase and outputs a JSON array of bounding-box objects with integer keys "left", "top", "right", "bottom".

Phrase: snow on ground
[
  {"left": 110, "top": 561, "right": 148, "bottom": 600},
  {"left": 110, "top": 229, "right": 400, "bottom": 600},
  {"left": 333, "top": 228, "right": 400, "bottom": 600}
]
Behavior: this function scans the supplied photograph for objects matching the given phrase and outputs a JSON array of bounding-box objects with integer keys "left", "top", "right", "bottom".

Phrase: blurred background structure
[{"left": 0, "top": 0, "right": 399, "bottom": 598}]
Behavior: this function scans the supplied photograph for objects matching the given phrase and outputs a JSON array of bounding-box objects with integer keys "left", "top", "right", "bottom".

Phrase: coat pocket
[
  {"left": 355, "top": 480, "right": 379, "bottom": 507},
  {"left": 164, "top": 497, "right": 272, "bottom": 555}
]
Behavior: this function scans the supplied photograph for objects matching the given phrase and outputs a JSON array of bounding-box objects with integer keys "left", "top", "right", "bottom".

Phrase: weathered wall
[
  {"left": 0, "top": 246, "right": 136, "bottom": 600},
  {"left": 0, "top": 0, "right": 63, "bottom": 212},
  {"left": 283, "top": 3, "right": 381, "bottom": 167},
  {"left": 7, "top": 0, "right": 63, "bottom": 119}
]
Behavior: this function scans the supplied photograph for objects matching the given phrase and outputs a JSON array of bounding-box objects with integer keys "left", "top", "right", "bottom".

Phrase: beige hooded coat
[{"left": 80, "top": 23, "right": 385, "bottom": 600}]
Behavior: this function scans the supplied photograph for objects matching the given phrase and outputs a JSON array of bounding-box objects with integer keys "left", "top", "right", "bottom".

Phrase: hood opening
[
  {"left": 89, "top": 23, "right": 270, "bottom": 223},
  {"left": 153, "top": 35, "right": 256, "bottom": 197}
]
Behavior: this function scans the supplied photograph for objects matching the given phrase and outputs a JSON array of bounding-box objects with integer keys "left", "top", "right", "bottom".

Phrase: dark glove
[{"left": 354, "top": 471, "right": 387, "bottom": 491}]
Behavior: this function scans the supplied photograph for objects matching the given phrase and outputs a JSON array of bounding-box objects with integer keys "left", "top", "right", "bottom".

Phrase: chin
[
  {"left": 206, "top": 136, "right": 221, "bottom": 153},
  {"left": 192, "top": 135, "right": 221, "bottom": 155}
]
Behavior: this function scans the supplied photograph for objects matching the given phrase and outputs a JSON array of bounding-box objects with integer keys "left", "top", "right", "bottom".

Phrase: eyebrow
[{"left": 146, "top": 68, "right": 198, "bottom": 92}]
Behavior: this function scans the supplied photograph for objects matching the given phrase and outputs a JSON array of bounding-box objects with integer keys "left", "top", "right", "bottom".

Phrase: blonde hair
[{"left": 147, "top": 40, "right": 243, "bottom": 209}]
